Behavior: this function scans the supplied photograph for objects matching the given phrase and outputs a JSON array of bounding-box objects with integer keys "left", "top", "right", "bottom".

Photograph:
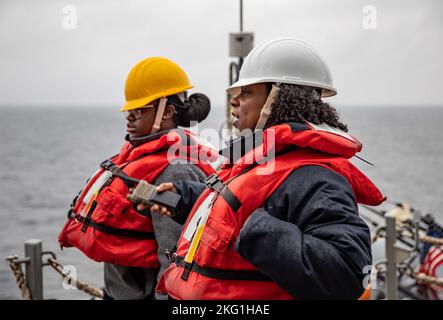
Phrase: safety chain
[
  {"left": 397, "top": 263, "right": 443, "bottom": 288},
  {"left": 375, "top": 227, "right": 443, "bottom": 285},
  {"left": 371, "top": 226, "right": 386, "bottom": 244},
  {"left": 5, "top": 256, "right": 32, "bottom": 300},
  {"left": 418, "top": 235, "right": 443, "bottom": 247},
  {"left": 46, "top": 257, "right": 104, "bottom": 299},
  {"left": 371, "top": 225, "right": 443, "bottom": 247},
  {"left": 398, "top": 229, "right": 443, "bottom": 247},
  {"left": 376, "top": 260, "right": 443, "bottom": 292},
  {"left": 412, "top": 272, "right": 443, "bottom": 287}
]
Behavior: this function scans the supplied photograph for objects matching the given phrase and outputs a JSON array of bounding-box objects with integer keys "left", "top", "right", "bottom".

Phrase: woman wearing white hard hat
[{"left": 143, "top": 39, "right": 385, "bottom": 299}]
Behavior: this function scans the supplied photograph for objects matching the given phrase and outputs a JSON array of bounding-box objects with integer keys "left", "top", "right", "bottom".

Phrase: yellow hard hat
[{"left": 121, "top": 57, "right": 193, "bottom": 111}]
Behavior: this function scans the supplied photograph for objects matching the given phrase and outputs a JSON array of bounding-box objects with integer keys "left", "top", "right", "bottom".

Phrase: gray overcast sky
[{"left": 0, "top": 0, "right": 442, "bottom": 108}]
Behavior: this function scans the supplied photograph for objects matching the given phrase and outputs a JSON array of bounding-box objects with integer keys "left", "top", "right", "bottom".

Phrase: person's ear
[{"left": 163, "top": 104, "right": 176, "bottom": 119}]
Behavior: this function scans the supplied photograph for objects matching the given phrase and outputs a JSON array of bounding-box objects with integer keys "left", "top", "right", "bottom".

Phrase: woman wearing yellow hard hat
[{"left": 58, "top": 57, "right": 217, "bottom": 300}]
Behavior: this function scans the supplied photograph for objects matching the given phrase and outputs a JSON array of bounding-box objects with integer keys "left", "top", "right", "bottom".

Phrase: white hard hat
[{"left": 227, "top": 38, "right": 337, "bottom": 97}]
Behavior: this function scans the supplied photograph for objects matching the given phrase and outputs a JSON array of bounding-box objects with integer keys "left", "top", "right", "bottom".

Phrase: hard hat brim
[
  {"left": 121, "top": 84, "right": 193, "bottom": 112},
  {"left": 226, "top": 77, "right": 337, "bottom": 98}
]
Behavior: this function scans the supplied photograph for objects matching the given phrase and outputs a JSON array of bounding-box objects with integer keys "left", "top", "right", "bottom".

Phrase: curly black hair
[{"left": 266, "top": 83, "right": 348, "bottom": 132}]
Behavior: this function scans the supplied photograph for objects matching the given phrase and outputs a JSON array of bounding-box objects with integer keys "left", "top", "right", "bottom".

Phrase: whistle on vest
[{"left": 126, "top": 180, "right": 181, "bottom": 212}]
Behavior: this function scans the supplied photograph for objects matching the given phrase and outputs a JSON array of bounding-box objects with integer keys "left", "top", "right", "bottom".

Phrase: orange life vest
[
  {"left": 58, "top": 129, "right": 216, "bottom": 268},
  {"left": 157, "top": 122, "right": 384, "bottom": 299}
]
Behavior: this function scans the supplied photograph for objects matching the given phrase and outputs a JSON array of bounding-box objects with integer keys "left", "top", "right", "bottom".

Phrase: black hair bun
[{"left": 176, "top": 93, "right": 211, "bottom": 127}]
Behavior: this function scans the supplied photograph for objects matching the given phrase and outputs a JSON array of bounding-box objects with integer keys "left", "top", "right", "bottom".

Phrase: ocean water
[{"left": 0, "top": 106, "right": 442, "bottom": 299}]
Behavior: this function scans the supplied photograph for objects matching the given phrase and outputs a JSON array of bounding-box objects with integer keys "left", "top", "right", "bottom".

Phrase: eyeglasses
[
  {"left": 227, "top": 87, "right": 253, "bottom": 101},
  {"left": 227, "top": 87, "right": 241, "bottom": 100},
  {"left": 124, "top": 104, "right": 155, "bottom": 120}
]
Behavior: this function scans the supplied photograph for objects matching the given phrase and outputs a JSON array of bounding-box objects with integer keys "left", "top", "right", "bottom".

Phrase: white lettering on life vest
[{"left": 183, "top": 192, "right": 216, "bottom": 241}]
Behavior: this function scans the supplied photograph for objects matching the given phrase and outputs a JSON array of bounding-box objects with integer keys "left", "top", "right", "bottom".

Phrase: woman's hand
[{"left": 135, "top": 182, "right": 177, "bottom": 217}]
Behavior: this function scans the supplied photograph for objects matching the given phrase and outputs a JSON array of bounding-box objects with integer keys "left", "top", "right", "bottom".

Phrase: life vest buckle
[
  {"left": 204, "top": 174, "right": 226, "bottom": 194},
  {"left": 67, "top": 208, "right": 75, "bottom": 220},
  {"left": 100, "top": 159, "right": 120, "bottom": 176},
  {"left": 165, "top": 246, "right": 177, "bottom": 263},
  {"left": 100, "top": 159, "right": 114, "bottom": 171}
]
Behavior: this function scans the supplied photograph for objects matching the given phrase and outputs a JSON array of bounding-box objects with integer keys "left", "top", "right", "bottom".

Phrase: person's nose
[
  {"left": 125, "top": 112, "right": 135, "bottom": 121},
  {"left": 230, "top": 95, "right": 240, "bottom": 108}
]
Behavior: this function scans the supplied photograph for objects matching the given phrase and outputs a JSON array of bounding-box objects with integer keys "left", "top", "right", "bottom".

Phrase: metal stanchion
[
  {"left": 385, "top": 212, "right": 398, "bottom": 300},
  {"left": 24, "top": 239, "right": 43, "bottom": 300}
]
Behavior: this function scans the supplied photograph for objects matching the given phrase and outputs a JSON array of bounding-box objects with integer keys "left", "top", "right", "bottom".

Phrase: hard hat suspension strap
[
  {"left": 151, "top": 97, "right": 167, "bottom": 134},
  {"left": 254, "top": 84, "right": 280, "bottom": 131}
]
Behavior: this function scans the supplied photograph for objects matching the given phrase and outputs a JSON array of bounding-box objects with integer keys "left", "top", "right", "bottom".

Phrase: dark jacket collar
[{"left": 125, "top": 129, "right": 175, "bottom": 148}]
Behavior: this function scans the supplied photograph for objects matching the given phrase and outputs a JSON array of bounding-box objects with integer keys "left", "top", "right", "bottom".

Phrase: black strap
[
  {"left": 100, "top": 149, "right": 165, "bottom": 188},
  {"left": 220, "top": 188, "right": 242, "bottom": 212},
  {"left": 100, "top": 159, "right": 140, "bottom": 188},
  {"left": 204, "top": 174, "right": 242, "bottom": 212},
  {"left": 225, "top": 163, "right": 260, "bottom": 185},
  {"left": 71, "top": 213, "right": 156, "bottom": 240},
  {"left": 175, "top": 256, "right": 271, "bottom": 282},
  {"left": 66, "top": 194, "right": 80, "bottom": 219},
  {"left": 288, "top": 122, "right": 310, "bottom": 132},
  {"left": 80, "top": 200, "right": 97, "bottom": 233},
  {"left": 203, "top": 164, "right": 258, "bottom": 212}
]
